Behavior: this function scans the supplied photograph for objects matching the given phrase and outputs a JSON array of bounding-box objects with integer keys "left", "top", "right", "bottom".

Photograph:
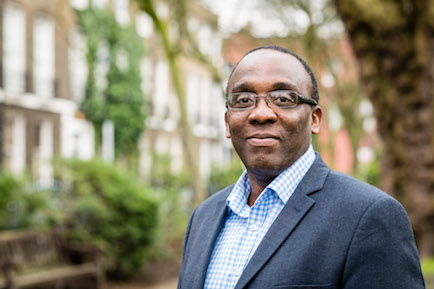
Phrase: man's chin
[{"left": 245, "top": 160, "right": 285, "bottom": 178}]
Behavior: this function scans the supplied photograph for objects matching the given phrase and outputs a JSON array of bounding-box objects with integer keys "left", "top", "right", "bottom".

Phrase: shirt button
[
  {"left": 250, "top": 224, "right": 258, "bottom": 232},
  {"left": 234, "top": 270, "right": 241, "bottom": 277}
]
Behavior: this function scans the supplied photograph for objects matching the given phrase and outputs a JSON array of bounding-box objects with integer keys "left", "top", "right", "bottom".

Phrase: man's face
[{"left": 225, "top": 49, "right": 322, "bottom": 179}]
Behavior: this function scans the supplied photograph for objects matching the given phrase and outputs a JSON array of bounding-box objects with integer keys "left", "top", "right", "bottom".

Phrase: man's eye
[
  {"left": 271, "top": 92, "right": 297, "bottom": 106},
  {"left": 239, "top": 98, "right": 251, "bottom": 103},
  {"left": 235, "top": 94, "right": 254, "bottom": 103},
  {"left": 231, "top": 94, "right": 254, "bottom": 108},
  {"left": 274, "top": 96, "right": 294, "bottom": 104}
]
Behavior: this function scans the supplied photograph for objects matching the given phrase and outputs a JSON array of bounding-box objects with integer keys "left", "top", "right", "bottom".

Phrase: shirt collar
[{"left": 227, "top": 145, "right": 316, "bottom": 215}]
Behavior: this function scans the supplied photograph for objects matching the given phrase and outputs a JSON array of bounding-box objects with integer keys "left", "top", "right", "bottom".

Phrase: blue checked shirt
[{"left": 204, "top": 145, "right": 316, "bottom": 289}]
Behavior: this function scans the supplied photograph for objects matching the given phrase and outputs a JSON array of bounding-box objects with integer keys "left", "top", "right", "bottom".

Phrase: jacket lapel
[
  {"left": 191, "top": 187, "right": 232, "bottom": 289},
  {"left": 234, "top": 154, "right": 330, "bottom": 289}
]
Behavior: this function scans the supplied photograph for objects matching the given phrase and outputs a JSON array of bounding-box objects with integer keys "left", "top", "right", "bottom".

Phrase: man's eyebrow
[
  {"left": 230, "top": 81, "right": 299, "bottom": 93},
  {"left": 230, "top": 82, "right": 252, "bottom": 93},
  {"left": 272, "top": 82, "right": 298, "bottom": 91}
]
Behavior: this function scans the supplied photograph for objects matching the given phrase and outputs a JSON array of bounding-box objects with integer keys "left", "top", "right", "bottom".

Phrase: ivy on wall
[{"left": 76, "top": 8, "right": 146, "bottom": 158}]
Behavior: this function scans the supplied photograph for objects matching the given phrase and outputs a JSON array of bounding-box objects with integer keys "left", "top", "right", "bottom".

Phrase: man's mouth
[{"left": 247, "top": 132, "right": 279, "bottom": 146}]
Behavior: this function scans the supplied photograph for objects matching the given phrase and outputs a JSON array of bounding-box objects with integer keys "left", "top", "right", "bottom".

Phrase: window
[
  {"left": 170, "top": 136, "right": 183, "bottom": 173},
  {"left": 154, "top": 60, "right": 169, "bottom": 118},
  {"left": 33, "top": 15, "right": 55, "bottom": 98},
  {"left": 211, "top": 83, "right": 224, "bottom": 129},
  {"left": 199, "top": 140, "right": 210, "bottom": 179},
  {"left": 198, "top": 25, "right": 212, "bottom": 55},
  {"left": 70, "top": 0, "right": 88, "bottom": 9},
  {"left": 2, "top": 2, "right": 26, "bottom": 94},
  {"left": 114, "top": 0, "right": 129, "bottom": 25},
  {"left": 69, "top": 28, "right": 88, "bottom": 103},
  {"left": 95, "top": 43, "right": 109, "bottom": 92},
  {"left": 38, "top": 119, "right": 54, "bottom": 186},
  {"left": 92, "top": 0, "right": 107, "bottom": 9},
  {"left": 186, "top": 72, "right": 199, "bottom": 123},
  {"left": 199, "top": 76, "right": 211, "bottom": 125},
  {"left": 140, "top": 57, "right": 152, "bottom": 95},
  {"left": 135, "top": 12, "right": 153, "bottom": 38},
  {"left": 155, "top": 133, "right": 168, "bottom": 155},
  {"left": 10, "top": 114, "right": 26, "bottom": 173}
]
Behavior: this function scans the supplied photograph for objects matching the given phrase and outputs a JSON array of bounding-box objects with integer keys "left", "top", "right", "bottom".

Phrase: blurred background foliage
[
  {"left": 52, "top": 158, "right": 159, "bottom": 278},
  {"left": 0, "top": 0, "right": 433, "bottom": 285},
  {"left": 77, "top": 8, "right": 146, "bottom": 164},
  {"left": 0, "top": 160, "right": 159, "bottom": 278},
  {"left": 0, "top": 174, "right": 51, "bottom": 230}
]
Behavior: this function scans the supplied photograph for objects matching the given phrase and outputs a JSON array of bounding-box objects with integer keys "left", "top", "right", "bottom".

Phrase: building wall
[
  {"left": 0, "top": 0, "right": 94, "bottom": 186},
  {"left": 137, "top": 1, "right": 232, "bottom": 183},
  {"left": 0, "top": 0, "right": 232, "bottom": 188}
]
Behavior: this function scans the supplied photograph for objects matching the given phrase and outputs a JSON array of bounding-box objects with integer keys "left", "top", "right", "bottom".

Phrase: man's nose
[{"left": 248, "top": 97, "right": 278, "bottom": 123}]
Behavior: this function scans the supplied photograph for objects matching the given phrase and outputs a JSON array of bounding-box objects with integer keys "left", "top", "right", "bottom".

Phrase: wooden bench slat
[
  {"left": 13, "top": 263, "right": 97, "bottom": 288},
  {"left": 0, "top": 230, "right": 106, "bottom": 289}
]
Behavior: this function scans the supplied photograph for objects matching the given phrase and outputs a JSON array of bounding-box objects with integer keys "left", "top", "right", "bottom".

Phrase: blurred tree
[
  {"left": 135, "top": 0, "right": 223, "bottom": 204},
  {"left": 255, "top": 0, "right": 366, "bottom": 173},
  {"left": 334, "top": 0, "right": 434, "bottom": 257},
  {"left": 77, "top": 8, "right": 146, "bottom": 169}
]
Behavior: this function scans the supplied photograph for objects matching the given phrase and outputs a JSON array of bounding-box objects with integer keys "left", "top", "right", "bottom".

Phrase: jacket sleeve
[{"left": 342, "top": 196, "right": 425, "bottom": 288}]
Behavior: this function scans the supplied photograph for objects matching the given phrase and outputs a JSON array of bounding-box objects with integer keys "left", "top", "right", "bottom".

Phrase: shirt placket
[{"left": 235, "top": 195, "right": 270, "bottom": 283}]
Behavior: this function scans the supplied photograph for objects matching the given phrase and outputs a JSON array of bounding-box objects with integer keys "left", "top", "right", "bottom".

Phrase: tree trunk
[
  {"left": 334, "top": 0, "right": 434, "bottom": 257},
  {"left": 136, "top": 0, "right": 205, "bottom": 203}
]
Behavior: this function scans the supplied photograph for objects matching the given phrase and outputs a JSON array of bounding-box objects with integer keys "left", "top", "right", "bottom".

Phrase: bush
[
  {"left": 53, "top": 158, "right": 159, "bottom": 278},
  {"left": 422, "top": 257, "right": 434, "bottom": 276},
  {"left": 0, "top": 174, "right": 50, "bottom": 230},
  {"left": 147, "top": 153, "right": 191, "bottom": 259},
  {"left": 208, "top": 160, "right": 245, "bottom": 195}
]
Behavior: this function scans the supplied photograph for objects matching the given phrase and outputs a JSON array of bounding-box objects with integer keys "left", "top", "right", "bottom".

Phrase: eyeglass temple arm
[{"left": 300, "top": 95, "right": 318, "bottom": 106}]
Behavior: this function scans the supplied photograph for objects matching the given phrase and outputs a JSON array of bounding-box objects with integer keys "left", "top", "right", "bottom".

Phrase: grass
[{"left": 422, "top": 258, "right": 434, "bottom": 289}]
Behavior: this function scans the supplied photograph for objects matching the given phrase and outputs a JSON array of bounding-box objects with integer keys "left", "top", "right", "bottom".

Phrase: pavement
[
  {"left": 108, "top": 278, "right": 178, "bottom": 289},
  {"left": 144, "top": 279, "right": 178, "bottom": 289}
]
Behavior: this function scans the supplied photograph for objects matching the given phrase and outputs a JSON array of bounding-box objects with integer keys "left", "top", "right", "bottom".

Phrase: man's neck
[
  {"left": 245, "top": 145, "right": 313, "bottom": 206},
  {"left": 246, "top": 171, "right": 278, "bottom": 206}
]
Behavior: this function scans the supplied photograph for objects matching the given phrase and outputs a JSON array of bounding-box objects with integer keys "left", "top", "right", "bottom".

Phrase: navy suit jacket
[{"left": 178, "top": 154, "right": 425, "bottom": 289}]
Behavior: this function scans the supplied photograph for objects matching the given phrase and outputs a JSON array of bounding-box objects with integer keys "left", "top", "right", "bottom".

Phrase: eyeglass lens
[{"left": 229, "top": 91, "right": 299, "bottom": 110}]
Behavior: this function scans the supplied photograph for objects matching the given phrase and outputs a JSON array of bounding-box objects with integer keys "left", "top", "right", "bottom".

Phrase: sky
[{"left": 201, "top": 0, "right": 309, "bottom": 38}]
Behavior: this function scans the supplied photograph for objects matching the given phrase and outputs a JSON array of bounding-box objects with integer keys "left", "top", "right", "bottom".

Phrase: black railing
[
  {"left": 0, "top": 62, "right": 3, "bottom": 88},
  {"left": 25, "top": 71, "right": 33, "bottom": 93},
  {"left": 53, "top": 77, "right": 59, "bottom": 98}
]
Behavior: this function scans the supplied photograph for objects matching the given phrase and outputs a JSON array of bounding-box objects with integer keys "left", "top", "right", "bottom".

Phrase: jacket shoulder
[
  {"left": 323, "top": 169, "right": 398, "bottom": 207},
  {"left": 194, "top": 184, "right": 234, "bottom": 214}
]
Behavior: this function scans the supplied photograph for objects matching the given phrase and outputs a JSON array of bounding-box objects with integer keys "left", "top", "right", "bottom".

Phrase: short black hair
[{"left": 226, "top": 45, "right": 319, "bottom": 102}]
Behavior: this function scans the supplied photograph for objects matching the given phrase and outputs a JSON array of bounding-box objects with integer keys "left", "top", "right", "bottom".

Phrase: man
[{"left": 177, "top": 45, "right": 425, "bottom": 289}]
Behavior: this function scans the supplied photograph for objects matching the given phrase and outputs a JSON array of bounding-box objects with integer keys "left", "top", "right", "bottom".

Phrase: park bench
[{"left": 0, "top": 229, "right": 106, "bottom": 289}]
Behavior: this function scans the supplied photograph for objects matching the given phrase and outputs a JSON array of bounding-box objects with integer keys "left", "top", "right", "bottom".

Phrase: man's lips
[{"left": 246, "top": 132, "right": 279, "bottom": 146}]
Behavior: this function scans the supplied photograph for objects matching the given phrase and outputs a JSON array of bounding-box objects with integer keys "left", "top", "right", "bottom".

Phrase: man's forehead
[{"left": 228, "top": 49, "right": 310, "bottom": 91}]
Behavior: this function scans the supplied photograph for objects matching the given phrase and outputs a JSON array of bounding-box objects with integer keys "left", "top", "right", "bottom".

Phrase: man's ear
[
  {"left": 225, "top": 112, "right": 231, "bottom": 138},
  {"left": 311, "top": 106, "right": 322, "bottom": 135}
]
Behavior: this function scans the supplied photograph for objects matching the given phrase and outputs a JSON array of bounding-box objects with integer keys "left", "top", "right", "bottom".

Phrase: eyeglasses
[{"left": 226, "top": 90, "right": 318, "bottom": 111}]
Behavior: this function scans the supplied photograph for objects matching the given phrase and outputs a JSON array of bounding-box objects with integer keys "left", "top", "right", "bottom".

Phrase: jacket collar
[
  {"left": 190, "top": 153, "right": 330, "bottom": 289},
  {"left": 234, "top": 153, "right": 330, "bottom": 289}
]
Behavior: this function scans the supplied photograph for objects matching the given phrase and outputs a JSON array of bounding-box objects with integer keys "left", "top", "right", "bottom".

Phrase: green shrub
[
  {"left": 422, "top": 257, "right": 434, "bottom": 276},
  {"left": 208, "top": 160, "right": 245, "bottom": 194},
  {"left": 0, "top": 174, "right": 50, "bottom": 230},
  {"left": 53, "top": 158, "right": 159, "bottom": 278},
  {"left": 147, "top": 153, "right": 191, "bottom": 259}
]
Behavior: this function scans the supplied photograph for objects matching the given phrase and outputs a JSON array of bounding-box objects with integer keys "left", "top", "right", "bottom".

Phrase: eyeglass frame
[{"left": 225, "top": 90, "right": 318, "bottom": 111}]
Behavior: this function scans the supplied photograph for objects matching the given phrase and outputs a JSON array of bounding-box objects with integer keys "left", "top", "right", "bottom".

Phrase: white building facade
[
  {"left": 0, "top": 0, "right": 94, "bottom": 186},
  {"left": 0, "top": 0, "right": 232, "bottom": 188},
  {"left": 138, "top": 2, "right": 233, "bottom": 183}
]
